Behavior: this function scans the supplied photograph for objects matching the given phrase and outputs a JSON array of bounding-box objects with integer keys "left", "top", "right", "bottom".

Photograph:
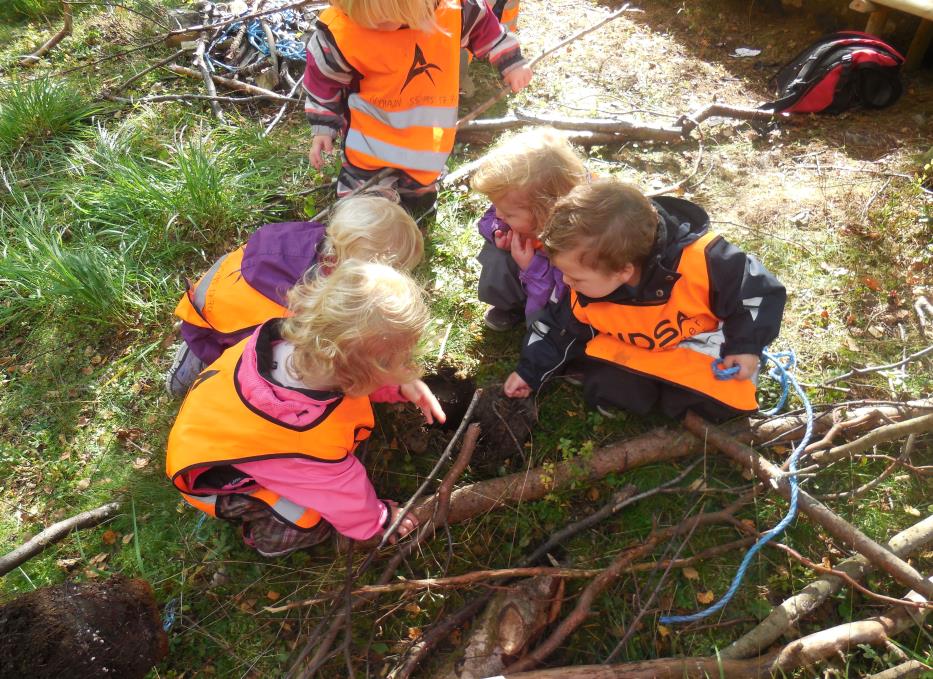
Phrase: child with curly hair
[{"left": 166, "top": 261, "right": 444, "bottom": 556}]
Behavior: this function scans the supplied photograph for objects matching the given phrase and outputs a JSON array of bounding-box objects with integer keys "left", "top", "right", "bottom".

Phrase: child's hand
[
  {"left": 719, "top": 353, "right": 760, "bottom": 381},
  {"left": 383, "top": 499, "right": 418, "bottom": 544},
  {"left": 400, "top": 380, "right": 447, "bottom": 425},
  {"left": 493, "top": 228, "right": 513, "bottom": 251},
  {"left": 502, "top": 64, "right": 532, "bottom": 93},
  {"left": 308, "top": 134, "right": 334, "bottom": 170},
  {"left": 504, "top": 372, "right": 532, "bottom": 398},
  {"left": 510, "top": 234, "right": 535, "bottom": 270}
]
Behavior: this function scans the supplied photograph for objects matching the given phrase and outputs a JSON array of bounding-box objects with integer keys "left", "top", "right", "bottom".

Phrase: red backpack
[{"left": 763, "top": 31, "right": 905, "bottom": 114}]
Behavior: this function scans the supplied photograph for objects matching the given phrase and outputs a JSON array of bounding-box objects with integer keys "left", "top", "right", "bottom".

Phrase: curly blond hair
[
  {"left": 542, "top": 178, "right": 658, "bottom": 273},
  {"left": 281, "top": 261, "right": 430, "bottom": 397},
  {"left": 330, "top": 0, "right": 441, "bottom": 30},
  {"left": 470, "top": 127, "right": 587, "bottom": 233},
  {"left": 322, "top": 194, "right": 424, "bottom": 272}
]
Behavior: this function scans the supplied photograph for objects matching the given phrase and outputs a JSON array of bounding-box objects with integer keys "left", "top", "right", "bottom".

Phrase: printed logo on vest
[
  {"left": 400, "top": 44, "right": 440, "bottom": 93},
  {"left": 190, "top": 369, "right": 220, "bottom": 391},
  {"left": 615, "top": 312, "right": 706, "bottom": 350}
]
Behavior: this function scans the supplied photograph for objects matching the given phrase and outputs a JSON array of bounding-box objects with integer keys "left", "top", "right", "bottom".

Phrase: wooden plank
[{"left": 905, "top": 18, "right": 933, "bottom": 69}]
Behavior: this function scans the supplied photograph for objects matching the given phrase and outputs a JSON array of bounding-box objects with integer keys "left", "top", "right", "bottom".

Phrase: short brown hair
[
  {"left": 542, "top": 178, "right": 658, "bottom": 273},
  {"left": 470, "top": 127, "right": 587, "bottom": 233}
]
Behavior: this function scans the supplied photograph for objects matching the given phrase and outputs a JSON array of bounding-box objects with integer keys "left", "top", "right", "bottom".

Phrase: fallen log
[
  {"left": 497, "top": 574, "right": 933, "bottom": 678},
  {"left": 457, "top": 113, "right": 683, "bottom": 144},
  {"left": 722, "top": 514, "right": 933, "bottom": 658},
  {"left": 684, "top": 413, "right": 933, "bottom": 601},
  {"left": 0, "top": 502, "right": 121, "bottom": 576},
  {"left": 20, "top": 0, "right": 72, "bottom": 66}
]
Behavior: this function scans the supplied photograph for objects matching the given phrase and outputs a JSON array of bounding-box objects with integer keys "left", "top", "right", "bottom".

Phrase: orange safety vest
[
  {"left": 165, "top": 333, "right": 374, "bottom": 530},
  {"left": 573, "top": 232, "right": 758, "bottom": 412},
  {"left": 320, "top": 3, "right": 462, "bottom": 186},
  {"left": 498, "top": 0, "right": 519, "bottom": 33},
  {"left": 174, "top": 246, "right": 290, "bottom": 334}
]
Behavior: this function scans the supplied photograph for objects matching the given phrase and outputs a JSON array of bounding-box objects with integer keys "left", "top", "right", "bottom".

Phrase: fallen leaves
[
  {"left": 101, "top": 529, "right": 118, "bottom": 545},
  {"left": 682, "top": 566, "right": 700, "bottom": 581},
  {"left": 696, "top": 590, "right": 715, "bottom": 604}
]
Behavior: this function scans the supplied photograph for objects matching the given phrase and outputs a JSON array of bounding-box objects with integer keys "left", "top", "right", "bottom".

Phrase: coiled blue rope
[
  {"left": 207, "top": 0, "right": 308, "bottom": 73},
  {"left": 659, "top": 349, "right": 812, "bottom": 625}
]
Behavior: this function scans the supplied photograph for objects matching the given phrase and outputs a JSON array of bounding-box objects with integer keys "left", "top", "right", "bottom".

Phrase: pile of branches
[{"left": 253, "top": 390, "right": 933, "bottom": 679}]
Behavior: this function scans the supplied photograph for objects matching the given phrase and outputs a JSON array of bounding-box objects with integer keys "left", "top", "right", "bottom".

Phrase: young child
[
  {"left": 471, "top": 127, "right": 588, "bottom": 331},
  {"left": 166, "top": 194, "right": 424, "bottom": 396},
  {"left": 304, "top": 0, "right": 533, "bottom": 212},
  {"left": 166, "top": 261, "right": 445, "bottom": 556},
  {"left": 503, "top": 178, "right": 787, "bottom": 422}
]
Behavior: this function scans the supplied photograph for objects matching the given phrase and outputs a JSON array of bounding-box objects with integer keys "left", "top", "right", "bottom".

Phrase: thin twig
[
  {"left": 263, "top": 78, "right": 303, "bottom": 137},
  {"left": 108, "top": 48, "right": 185, "bottom": 94},
  {"left": 646, "top": 142, "right": 705, "bottom": 198},
  {"left": 194, "top": 34, "right": 225, "bottom": 120},
  {"left": 104, "top": 92, "right": 290, "bottom": 104},
  {"left": 167, "top": 64, "right": 297, "bottom": 101},
  {"left": 816, "top": 433, "right": 916, "bottom": 501},
  {"left": 824, "top": 343, "right": 933, "bottom": 385}
]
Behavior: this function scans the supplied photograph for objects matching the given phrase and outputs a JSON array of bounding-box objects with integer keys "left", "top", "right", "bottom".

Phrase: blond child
[
  {"left": 303, "top": 0, "right": 533, "bottom": 214},
  {"left": 471, "top": 128, "right": 588, "bottom": 330},
  {"left": 166, "top": 194, "right": 423, "bottom": 396},
  {"left": 166, "top": 261, "right": 445, "bottom": 556},
  {"left": 504, "top": 178, "right": 787, "bottom": 422}
]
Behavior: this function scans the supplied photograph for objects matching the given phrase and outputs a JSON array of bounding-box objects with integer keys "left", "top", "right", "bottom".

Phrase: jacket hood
[{"left": 577, "top": 196, "right": 710, "bottom": 307}]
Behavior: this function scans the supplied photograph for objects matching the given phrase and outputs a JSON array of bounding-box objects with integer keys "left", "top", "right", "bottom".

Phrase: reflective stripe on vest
[
  {"left": 174, "top": 246, "right": 290, "bottom": 334},
  {"left": 166, "top": 326, "right": 375, "bottom": 530},
  {"left": 321, "top": 4, "right": 462, "bottom": 186},
  {"left": 575, "top": 231, "right": 758, "bottom": 412},
  {"left": 181, "top": 490, "right": 323, "bottom": 530}
]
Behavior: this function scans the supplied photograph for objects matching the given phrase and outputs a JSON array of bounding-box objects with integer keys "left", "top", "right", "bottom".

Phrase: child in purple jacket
[{"left": 471, "top": 128, "right": 588, "bottom": 331}]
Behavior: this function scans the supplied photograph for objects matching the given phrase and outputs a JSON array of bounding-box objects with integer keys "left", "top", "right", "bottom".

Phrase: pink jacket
[{"left": 231, "top": 327, "right": 408, "bottom": 540}]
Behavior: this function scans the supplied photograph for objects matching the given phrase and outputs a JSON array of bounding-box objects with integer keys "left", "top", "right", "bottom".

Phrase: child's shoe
[
  {"left": 165, "top": 342, "right": 206, "bottom": 397},
  {"left": 484, "top": 307, "right": 523, "bottom": 332}
]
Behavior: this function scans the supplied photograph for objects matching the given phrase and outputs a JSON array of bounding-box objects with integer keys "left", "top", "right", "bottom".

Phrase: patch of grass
[
  {"left": 0, "top": 78, "right": 104, "bottom": 158},
  {"left": 0, "top": 0, "right": 61, "bottom": 21}
]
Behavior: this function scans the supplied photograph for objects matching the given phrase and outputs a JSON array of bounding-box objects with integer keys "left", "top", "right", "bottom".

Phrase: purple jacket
[
  {"left": 477, "top": 205, "right": 567, "bottom": 316},
  {"left": 180, "top": 221, "right": 327, "bottom": 364}
]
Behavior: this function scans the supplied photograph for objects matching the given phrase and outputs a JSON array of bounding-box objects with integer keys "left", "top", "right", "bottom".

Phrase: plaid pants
[{"left": 216, "top": 494, "right": 333, "bottom": 557}]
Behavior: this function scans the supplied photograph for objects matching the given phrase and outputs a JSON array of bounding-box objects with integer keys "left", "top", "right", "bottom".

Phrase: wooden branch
[
  {"left": 825, "top": 343, "right": 933, "bottom": 385},
  {"left": 678, "top": 102, "right": 789, "bottom": 135},
  {"left": 646, "top": 143, "right": 704, "bottom": 198},
  {"left": 193, "top": 34, "right": 225, "bottom": 121},
  {"left": 166, "top": 0, "right": 325, "bottom": 38},
  {"left": 867, "top": 660, "right": 933, "bottom": 679},
  {"left": 723, "top": 513, "right": 933, "bottom": 658},
  {"left": 104, "top": 92, "right": 290, "bottom": 105},
  {"left": 751, "top": 399, "right": 933, "bottom": 447},
  {"left": 20, "top": 1, "right": 73, "bottom": 66},
  {"left": 803, "top": 409, "right": 880, "bottom": 453},
  {"left": 411, "top": 427, "right": 701, "bottom": 526},
  {"left": 810, "top": 413, "right": 933, "bottom": 466},
  {"left": 262, "top": 78, "right": 303, "bottom": 137},
  {"left": 684, "top": 412, "right": 933, "bottom": 601},
  {"left": 166, "top": 64, "right": 296, "bottom": 101},
  {"left": 265, "top": 537, "right": 755, "bottom": 612},
  {"left": 771, "top": 541, "right": 933, "bottom": 610},
  {"left": 0, "top": 502, "right": 120, "bottom": 576},
  {"left": 498, "top": 574, "right": 933, "bottom": 678},
  {"left": 456, "top": 4, "right": 637, "bottom": 129}
]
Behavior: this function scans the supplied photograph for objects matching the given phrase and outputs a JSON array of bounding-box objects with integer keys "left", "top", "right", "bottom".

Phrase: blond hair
[
  {"left": 282, "top": 261, "right": 429, "bottom": 397},
  {"left": 471, "top": 127, "right": 587, "bottom": 233},
  {"left": 323, "top": 194, "right": 424, "bottom": 272},
  {"left": 542, "top": 178, "right": 658, "bottom": 273},
  {"left": 331, "top": 0, "right": 439, "bottom": 30}
]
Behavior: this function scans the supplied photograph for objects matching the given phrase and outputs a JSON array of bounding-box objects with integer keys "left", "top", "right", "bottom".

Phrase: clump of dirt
[
  {"left": 0, "top": 575, "right": 168, "bottom": 678},
  {"left": 423, "top": 366, "right": 477, "bottom": 432},
  {"left": 470, "top": 387, "right": 537, "bottom": 476}
]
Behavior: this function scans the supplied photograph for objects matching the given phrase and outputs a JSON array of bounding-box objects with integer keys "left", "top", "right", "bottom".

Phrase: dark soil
[
  {"left": 470, "top": 387, "right": 537, "bottom": 475},
  {"left": 0, "top": 576, "right": 167, "bottom": 679}
]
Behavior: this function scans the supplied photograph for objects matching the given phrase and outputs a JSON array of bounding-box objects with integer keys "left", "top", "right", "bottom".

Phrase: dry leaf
[
  {"left": 696, "top": 590, "right": 715, "bottom": 604},
  {"left": 863, "top": 276, "right": 881, "bottom": 291},
  {"left": 122, "top": 532, "right": 135, "bottom": 545},
  {"left": 56, "top": 557, "right": 80, "bottom": 570},
  {"left": 266, "top": 591, "right": 281, "bottom": 602},
  {"left": 407, "top": 626, "right": 421, "bottom": 640},
  {"left": 904, "top": 505, "right": 922, "bottom": 517},
  {"left": 403, "top": 603, "right": 422, "bottom": 615},
  {"left": 821, "top": 556, "right": 832, "bottom": 569},
  {"left": 867, "top": 325, "right": 884, "bottom": 339},
  {"left": 89, "top": 552, "right": 109, "bottom": 565},
  {"left": 657, "top": 624, "right": 671, "bottom": 638},
  {"left": 133, "top": 457, "right": 150, "bottom": 470},
  {"left": 586, "top": 487, "right": 600, "bottom": 501},
  {"left": 76, "top": 478, "right": 91, "bottom": 491},
  {"left": 239, "top": 598, "right": 257, "bottom": 613},
  {"left": 101, "top": 530, "right": 118, "bottom": 545},
  {"left": 682, "top": 567, "right": 700, "bottom": 581}
]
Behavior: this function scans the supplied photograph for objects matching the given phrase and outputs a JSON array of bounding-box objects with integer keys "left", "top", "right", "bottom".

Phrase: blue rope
[
  {"left": 660, "top": 349, "right": 813, "bottom": 625},
  {"left": 206, "top": 1, "right": 308, "bottom": 73},
  {"left": 162, "top": 597, "right": 179, "bottom": 632}
]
